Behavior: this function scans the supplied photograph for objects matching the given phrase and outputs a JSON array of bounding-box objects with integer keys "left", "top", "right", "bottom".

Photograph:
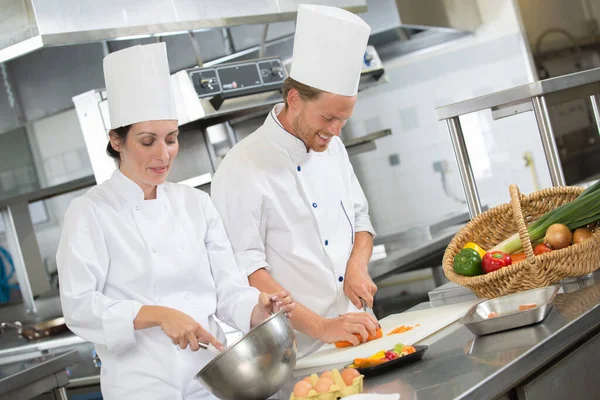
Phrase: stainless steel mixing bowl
[{"left": 195, "top": 311, "right": 297, "bottom": 400}]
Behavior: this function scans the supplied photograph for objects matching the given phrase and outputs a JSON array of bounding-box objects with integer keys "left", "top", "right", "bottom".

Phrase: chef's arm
[
  {"left": 344, "top": 231, "right": 377, "bottom": 309},
  {"left": 348, "top": 231, "right": 374, "bottom": 269},
  {"left": 248, "top": 268, "right": 377, "bottom": 344},
  {"left": 57, "top": 198, "right": 143, "bottom": 354}
]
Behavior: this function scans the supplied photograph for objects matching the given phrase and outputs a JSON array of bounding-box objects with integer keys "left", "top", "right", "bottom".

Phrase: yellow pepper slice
[
  {"left": 463, "top": 242, "right": 486, "bottom": 259},
  {"left": 367, "top": 350, "right": 386, "bottom": 360}
]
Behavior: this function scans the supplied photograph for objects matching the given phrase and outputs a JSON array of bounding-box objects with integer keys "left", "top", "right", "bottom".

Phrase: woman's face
[{"left": 110, "top": 120, "right": 179, "bottom": 194}]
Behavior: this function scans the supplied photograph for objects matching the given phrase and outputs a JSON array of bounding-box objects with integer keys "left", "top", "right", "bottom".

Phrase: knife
[{"left": 360, "top": 297, "right": 381, "bottom": 328}]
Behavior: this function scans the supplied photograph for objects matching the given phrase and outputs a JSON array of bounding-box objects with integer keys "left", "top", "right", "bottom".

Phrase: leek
[{"left": 490, "top": 181, "right": 600, "bottom": 254}]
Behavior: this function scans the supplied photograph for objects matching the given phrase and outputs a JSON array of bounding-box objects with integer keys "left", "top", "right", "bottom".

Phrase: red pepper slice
[{"left": 482, "top": 251, "right": 512, "bottom": 274}]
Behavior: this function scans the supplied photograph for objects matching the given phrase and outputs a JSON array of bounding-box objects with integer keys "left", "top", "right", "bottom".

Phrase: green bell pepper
[{"left": 453, "top": 248, "right": 482, "bottom": 276}]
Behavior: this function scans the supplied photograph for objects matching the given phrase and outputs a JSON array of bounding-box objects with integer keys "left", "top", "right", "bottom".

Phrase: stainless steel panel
[
  {"left": 531, "top": 96, "right": 566, "bottom": 187},
  {"left": 395, "top": 0, "right": 481, "bottom": 31},
  {"left": 517, "top": 331, "right": 600, "bottom": 400},
  {"left": 459, "top": 285, "right": 560, "bottom": 336}
]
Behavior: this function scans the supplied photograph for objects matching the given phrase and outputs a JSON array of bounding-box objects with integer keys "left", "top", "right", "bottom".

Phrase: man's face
[{"left": 291, "top": 91, "right": 357, "bottom": 152}]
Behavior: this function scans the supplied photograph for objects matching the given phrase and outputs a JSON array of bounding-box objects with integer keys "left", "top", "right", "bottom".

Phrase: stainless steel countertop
[
  {"left": 283, "top": 272, "right": 600, "bottom": 400},
  {"left": 0, "top": 349, "right": 79, "bottom": 395},
  {"left": 435, "top": 67, "right": 600, "bottom": 120}
]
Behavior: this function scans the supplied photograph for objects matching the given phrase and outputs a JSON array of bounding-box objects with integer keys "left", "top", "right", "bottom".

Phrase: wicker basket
[{"left": 442, "top": 184, "right": 600, "bottom": 298}]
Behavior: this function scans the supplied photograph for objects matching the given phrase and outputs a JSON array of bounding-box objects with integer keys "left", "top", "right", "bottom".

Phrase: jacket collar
[
  {"left": 109, "top": 168, "right": 166, "bottom": 203},
  {"left": 265, "top": 103, "right": 311, "bottom": 165}
]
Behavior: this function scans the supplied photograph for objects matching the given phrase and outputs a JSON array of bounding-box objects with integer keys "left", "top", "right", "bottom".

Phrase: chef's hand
[
  {"left": 344, "top": 261, "right": 378, "bottom": 309},
  {"left": 159, "top": 308, "right": 224, "bottom": 352},
  {"left": 318, "top": 313, "right": 379, "bottom": 346},
  {"left": 250, "top": 291, "right": 297, "bottom": 328}
]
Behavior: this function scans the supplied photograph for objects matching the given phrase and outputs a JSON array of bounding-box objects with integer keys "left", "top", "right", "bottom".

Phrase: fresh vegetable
[
  {"left": 387, "top": 325, "right": 415, "bottom": 336},
  {"left": 482, "top": 251, "right": 512, "bottom": 274},
  {"left": 385, "top": 350, "right": 399, "bottom": 360},
  {"left": 453, "top": 248, "right": 482, "bottom": 276},
  {"left": 463, "top": 242, "right": 486, "bottom": 258},
  {"left": 491, "top": 180, "right": 600, "bottom": 254},
  {"left": 335, "top": 327, "right": 382, "bottom": 348},
  {"left": 367, "top": 350, "right": 386, "bottom": 360},
  {"left": 544, "top": 223, "right": 572, "bottom": 250},
  {"left": 352, "top": 358, "right": 388, "bottom": 368},
  {"left": 511, "top": 252, "right": 527, "bottom": 262},
  {"left": 534, "top": 243, "right": 552, "bottom": 256},
  {"left": 573, "top": 228, "right": 593, "bottom": 244},
  {"left": 393, "top": 343, "right": 405, "bottom": 354}
]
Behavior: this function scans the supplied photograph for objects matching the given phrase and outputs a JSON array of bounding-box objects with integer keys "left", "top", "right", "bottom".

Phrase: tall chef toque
[
  {"left": 289, "top": 5, "right": 371, "bottom": 97},
  {"left": 103, "top": 42, "right": 178, "bottom": 129}
]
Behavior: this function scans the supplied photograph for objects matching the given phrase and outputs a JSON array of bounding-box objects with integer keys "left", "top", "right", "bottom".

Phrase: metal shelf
[{"left": 436, "top": 67, "right": 600, "bottom": 219}]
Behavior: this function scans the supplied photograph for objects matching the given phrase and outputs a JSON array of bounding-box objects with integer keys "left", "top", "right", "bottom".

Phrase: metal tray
[
  {"left": 349, "top": 345, "right": 428, "bottom": 377},
  {"left": 458, "top": 285, "right": 560, "bottom": 336}
]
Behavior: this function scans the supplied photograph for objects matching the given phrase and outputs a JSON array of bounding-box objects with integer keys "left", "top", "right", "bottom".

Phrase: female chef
[{"left": 56, "top": 43, "right": 295, "bottom": 400}]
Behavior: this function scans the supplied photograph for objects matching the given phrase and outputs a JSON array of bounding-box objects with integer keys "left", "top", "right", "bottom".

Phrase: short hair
[{"left": 281, "top": 77, "right": 324, "bottom": 108}]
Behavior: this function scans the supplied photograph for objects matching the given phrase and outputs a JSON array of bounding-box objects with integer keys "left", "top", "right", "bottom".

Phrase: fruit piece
[
  {"left": 463, "top": 242, "right": 487, "bottom": 258},
  {"left": 335, "top": 327, "right": 383, "bottom": 348},
  {"left": 534, "top": 243, "right": 552, "bottom": 255},
  {"left": 341, "top": 368, "right": 361, "bottom": 386},
  {"left": 482, "top": 251, "right": 512, "bottom": 274},
  {"left": 573, "top": 228, "right": 593, "bottom": 244},
  {"left": 544, "top": 223, "right": 572, "bottom": 250},
  {"left": 519, "top": 304, "right": 537, "bottom": 311},
  {"left": 314, "top": 377, "right": 334, "bottom": 393},
  {"left": 293, "top": 380, "right": 313, "bottom": 397},
  {"left": 453, "top": 248, "right": 483, "bottom": 276}
]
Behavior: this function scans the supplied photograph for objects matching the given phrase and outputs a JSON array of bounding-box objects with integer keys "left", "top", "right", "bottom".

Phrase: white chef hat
[
  {"left": 103, "top": 42, "right": 178, "bottom": 129},
  {"left": 290, "top": 5, "right": 371, "bottom": 97}
]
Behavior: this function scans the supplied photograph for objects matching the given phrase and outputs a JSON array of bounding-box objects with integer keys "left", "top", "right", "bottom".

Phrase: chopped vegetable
[
  {"left": 393, "top": 343, "right": 405, "bottom": 354},
  {"left": 572, "top": 228, "right": 593, "bottom": 244},
  {"left": 453, "top": 248, "right": 482, "bottom": 276},
  {"left": 352, "top": 358, "right": 388, "bottom": 368},
  {"left": 482, "top": 251, "right": 512, "bottom": 274},
  {"left": 544, "top": 224, "right": 572, "bottom": 250},
  {"left": 519, "top": 304, "right": 537, "bottom": 311},
  {"left": 463, "top": 242, "right": 487, "bottom": 258},
  {"left": 367, "top": 350, "right": 386, "bottom": 360},
  {"left": 385, "top": 350, "right": 398, "bottom": 360},
  {"left": 491, "top": 181, "right": 600, "bottom": 254},
  {"left": 386, "top": 325, "right": 415, "bottom": 336},
  {"left": 335, "top": 327, "right": 382, "bottom": 348},
  {"left": 534, "top": 243, "right": 552, "bottom": 256}
]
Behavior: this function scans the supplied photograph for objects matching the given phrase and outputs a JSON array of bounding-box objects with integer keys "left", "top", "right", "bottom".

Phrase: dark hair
[
  {"left": 106, "top": 125, "right": 132, "bottom": 160},
  {"left": 281, "top": 77, "right": 324, "bottom": 108}
]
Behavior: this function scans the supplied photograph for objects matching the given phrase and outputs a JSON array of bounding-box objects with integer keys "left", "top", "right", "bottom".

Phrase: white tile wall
[{"left": 347, "top": 2, "right": 553, "bottom": 237}]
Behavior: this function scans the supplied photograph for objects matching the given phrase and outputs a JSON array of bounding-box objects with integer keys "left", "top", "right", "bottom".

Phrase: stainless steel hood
[{"left": 0, "top": 0, "right": 367, "bottom": 63}]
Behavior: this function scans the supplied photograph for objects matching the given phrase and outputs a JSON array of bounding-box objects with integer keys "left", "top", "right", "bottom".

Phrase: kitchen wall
[{"left": 344, "top": 0, "right": 553, "bottom": 237}]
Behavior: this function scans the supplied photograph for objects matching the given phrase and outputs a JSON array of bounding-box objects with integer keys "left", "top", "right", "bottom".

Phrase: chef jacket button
[
  {"left": 312, "top": 202, "right": 318, "bottom": 208},
  {"left": 338, "top": 276, "right": 344, "bottom": 282},
  {"left": 152, "top": 248, "right": 158, "bottom": 253},
  {"left": 297, "top": 165, "right": 301, "bottom": 172},
  {"left": 135, "top": 206, "right": 140, "bottom": 211},
  {"left": 325, "top": 240, "right": 329, "bottom": 246}
]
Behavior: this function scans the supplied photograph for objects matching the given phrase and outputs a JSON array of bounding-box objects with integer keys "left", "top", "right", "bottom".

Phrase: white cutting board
[{"left": 295, "top": 299, "right": 479, "bottom": 370}]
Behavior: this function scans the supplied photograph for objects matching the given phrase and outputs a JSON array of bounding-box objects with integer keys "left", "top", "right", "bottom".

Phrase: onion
[
  {"left": 544, "top": 224, "right": 572, "bottom": 250},
  {"left": 573, "top": 228, "right": 593, "bottom": 244}
]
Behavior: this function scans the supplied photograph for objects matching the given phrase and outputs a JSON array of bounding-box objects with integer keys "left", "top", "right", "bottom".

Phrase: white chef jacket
[
  {"left": 211, "top": 103, "right": 376, "bottom": 357},
  {"left": 56, "top": 169, "right": 259, "bottom": 400}
]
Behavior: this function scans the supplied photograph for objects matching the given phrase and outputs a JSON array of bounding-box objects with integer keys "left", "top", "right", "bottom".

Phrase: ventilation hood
[{"left": 0, "top": 0, "right": 367, "bottom": 63}]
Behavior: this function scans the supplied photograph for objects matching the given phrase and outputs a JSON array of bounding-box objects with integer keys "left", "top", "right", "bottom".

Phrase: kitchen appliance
[{"left": 195, "top": 311, "right": 297, "bottom": 400}]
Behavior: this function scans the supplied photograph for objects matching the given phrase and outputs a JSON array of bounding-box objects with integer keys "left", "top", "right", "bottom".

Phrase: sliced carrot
[
  {"left": 386, "top": 325, "right": 415, "bottom": 336},
  {"left": 335, "top": 327, "right": 382, "bottom": 348}
]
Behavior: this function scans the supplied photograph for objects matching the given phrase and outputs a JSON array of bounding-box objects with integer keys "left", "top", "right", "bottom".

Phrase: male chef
[{"left": 211, "top": 4, "right": 378, "bottom": 357}]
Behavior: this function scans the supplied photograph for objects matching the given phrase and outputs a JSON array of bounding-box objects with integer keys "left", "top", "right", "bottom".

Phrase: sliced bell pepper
[
  {"left": 335, "top": 327, "right": 382, "bottom": 348},
  {"left": 367, "top": 350, "right": 386, "bottom": 360},
  {"left": 463, "top": 242, "right": 487, "bottom": 259},
  {"left": 482, "top": 251, "right": 512, "bottom": 274},
  {"left": 453, "top": 248, "right": 482, "bottom": 276}
]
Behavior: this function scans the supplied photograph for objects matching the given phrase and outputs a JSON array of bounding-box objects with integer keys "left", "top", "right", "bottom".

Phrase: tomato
[{"left": 534, "top": 243, "right": 552, "bottom": 255}]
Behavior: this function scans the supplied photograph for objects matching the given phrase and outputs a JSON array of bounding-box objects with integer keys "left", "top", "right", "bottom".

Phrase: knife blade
[{"left": 360, "top": 297, "right": 381, "bottom": 328}]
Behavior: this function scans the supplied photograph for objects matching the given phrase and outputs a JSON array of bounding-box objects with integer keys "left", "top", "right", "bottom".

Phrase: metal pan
[
  {"left": 458, "top": 285, "right": 560, "bottom": 336},
  {"left": 0, "top": 317, "right": 69, "bottom": 340}
]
